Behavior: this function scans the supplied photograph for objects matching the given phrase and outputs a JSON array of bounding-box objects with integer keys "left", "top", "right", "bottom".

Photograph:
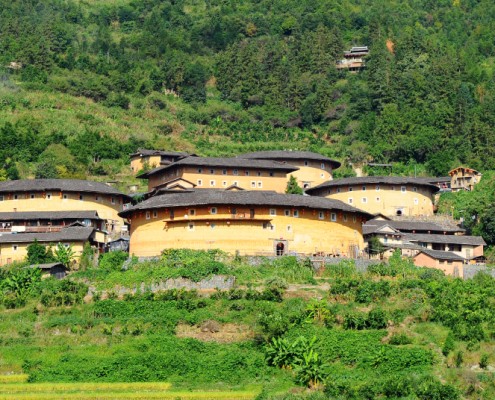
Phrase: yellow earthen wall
[
  {"left": 0, "top": 241, "right": 85, "bottom": 265},
  {"left": 128, "top": 205, "right": 365, "bottom": 257},
  {"left": 148, "top": 167, "right": 289, "bottom": 192},
  {"left": 285, "top": 161, "right": 333, "bottom": 189},
  {"left": 323, "top": 184, "right": 434, "bottom": 217},
  {"left": 0, "top": 192, "right": 127, "bottom": 232},
  {"left": 413, "top": 253, "right": 463, "bottom": 277},
  {"left": 131, "top": 155, "right": 161, "bottom": 173}
]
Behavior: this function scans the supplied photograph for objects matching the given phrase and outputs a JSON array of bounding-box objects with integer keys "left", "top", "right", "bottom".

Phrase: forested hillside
[{"left": 1, "top": 0, "right": 495, "bottom": 180}]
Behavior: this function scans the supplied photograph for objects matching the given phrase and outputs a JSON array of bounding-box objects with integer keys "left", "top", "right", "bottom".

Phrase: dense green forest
[{"left": 1, "top": 0, "right": 495, "bottom": 181}]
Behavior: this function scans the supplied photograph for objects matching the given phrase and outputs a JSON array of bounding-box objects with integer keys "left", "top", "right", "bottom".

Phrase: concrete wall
[
  {"left": 128, "top": 205, "right": 365, "bottom": 258},
  {"left": 0, "top": 191, "right": 127, "bottom": 232},
  {"left": 321, "top": 183, "right": 435, "bottom": 217}
]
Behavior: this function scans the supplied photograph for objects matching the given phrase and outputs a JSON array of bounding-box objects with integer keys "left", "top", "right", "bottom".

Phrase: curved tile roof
[
  {"left": 0, "top": 226, "right": 94, "bottom": 243},
  {"left": 138, "top": 156, "right": 299, "bottom": 178},
  {"left": 120, "top": 189, "right": 372, "bottom": 218},
  {"left": 305, "top": 176, "right": 440, "bottom": 195},
  {"left": 238, "top": 150, "right": 341, "bottom": 168},
  {"left": 0, "top": 179, "right": 130, "bottom": 199}
]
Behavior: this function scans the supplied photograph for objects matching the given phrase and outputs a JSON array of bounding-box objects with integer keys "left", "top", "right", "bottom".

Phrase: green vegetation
[
  {"left": 2, "top": 0, "right": 495, "bottom": 185},
  {"left": 1, "top": 251, "right": 495, "bottom": 398}
]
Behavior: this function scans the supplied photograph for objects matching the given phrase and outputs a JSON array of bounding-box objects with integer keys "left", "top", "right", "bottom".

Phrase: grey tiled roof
[
  {"left": 416, "top": 249, "right": 465, "bottom": 261},
  {"left": 406, "top": 233, "right": 486, "bottom": 246},
  {"left": 0, "top": 227, "right": 94, "bottom": 243},
  {"left": 238, "top": 150, "right": 341, "bottom": 168},
  {"left": 0, "top": 179, "right": 130, "bottom": 198},
  {"left": 120, "top": 189, "right": 373, "bottom": 218},
  {"left": 28, "top": 262, "right": 65, "bottom": 270},
  {"left": 305, "top": 176, "right": 440, "bottom": 194},
  {"left": 414, "top": 176, "right": 450, "bottom": 184},
  {"left": 130, "top": 149, "right": 190, "bottom": 158},
  {"left": 138, "top": 156, "right": 299, "bottom": 178},
  {"left": 363, "top": 220, "right": 464, "bottom": 235},
  {"left": 0, "top": 211, "right": 102, "bottom": 221}
]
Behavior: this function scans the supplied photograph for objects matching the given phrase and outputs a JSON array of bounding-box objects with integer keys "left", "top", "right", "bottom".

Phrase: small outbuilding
[{"left": 29, "top": 262, "right": 68, "bottom": 279}]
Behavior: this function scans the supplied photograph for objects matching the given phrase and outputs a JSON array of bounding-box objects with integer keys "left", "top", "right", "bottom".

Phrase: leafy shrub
[
  {"left": 39, "top": 279, "right": 88, "bottom": 307},
  {"left": 389, "top": 333, "right": 412, "bottom": 345},
  {"left": 480, "top": 353, "right": 489, "bottom": 369},
  {"left": 442, "top": 331, "right": 455, "bottom": 356},
  {"left": 99, "top": 251, "right": 128, "bottom": 271},
  {"left": 355, "top": 281, "right": 391, "bottom": 304}
]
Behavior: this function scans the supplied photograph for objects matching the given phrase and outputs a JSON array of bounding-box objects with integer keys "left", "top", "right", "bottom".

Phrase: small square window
[
  {"left": 146, "top": 211, "right": 151, "bottom": 220},
  {"left": 343, "top": 214, "right": 348, "bottom": 222},
  {"left": 222, "top": 169, "right": 227, "bottom": 175},
  {"left": 362, "top": 197, "right": 367, "bottom": 203},
  {"left": 293, "top": 210, "right": 299, "bottom": 218},
  {"left": 413, "top": 187, "right": 417, "bottom": 192},
  {"left": 320, "top": 173, "right": 324, "bottom": 178},
  {"left": 111, "top": 196, "right": 115, "bottom": 204},
  {"left": 251, "top": 181, "right": 256, "bottom": 188},
  {"left": 348, "top": 198, "right": 353, "bottom": 204},
  {"left": 349, "top": 187, "right": 353, "bottom": 192},
  {"left": 337, "top": 188, "right": 341, "bottom": 193},
  {"left": 321, "top": 163, "right": 325, "bottom": 169},
  {"left": 153, "top": 210, "right": 158, "bottom": 218},
  {"left": 401, "top": 186, "right": 406, "bottom": 193},
  {"left": 362, "top": 186, "right": 366, "bottom": 191},
  {"left": 12, "top": 245, "right": 18, "bottom": 251},
  {"left": 30, "top": 194, "right": 36, "bottom": 199},
  {"left": 210, "top": 207, "right": 217, "bottom": 214},
  {"left": 197, "top": 179, "right": 203, "bottom": 186},
  {"left": 270, "top": 208, "right": 276, "bottom": 216},
  {"left": 210, "top": 169, "right": 215, "bottom": 174},
  {"left": 94, "top": 195, "right": 99, "bottom": 201},
  {"left": 257, "top": 181, "right": 262, "bottom": 188},
  {"left": 198, "top": 168, "right": 203, "bottom": 173},
  {"left": 304, "top": 161, "right": 308, "bottom": 166},
  {"left": 13, "top": 194, "right": 18, "bottom": 200},
  {"left": 79, "top": 194, "right": 83, "bottom": 201},
  {"left": 47, "top": 193, "right": 52, "bottom": 200},
  {"left": 269, "top": 172, "right": 274, "bottom": 177},
  {"left": 245, "top": 171, "right": 250, "bottom": 176},
  {"left": 331, "top": 213, "right": 337, "bottom": 221},
  {"left": 287, "top": 225, "right": 292, "bottom": 231},
  {"left": 233, "top": 181, "right": 239, "bottom": 186},
  {"left": 210, "top": 223, "right": 216, "bottom": 229},
  {"left": 189, "top": 209, "right": 195, "bottom": 216},
  {"left": 210, "top": 180, "right": 216, "bottom": 187},
  {"left": 233, "top": 169, "right": 238, "bottom": 175},
  {"left": 188, "top": 222, "right": 194, "bottom": 231},
  {"left": 375, "top": 185, "right": 380, "bottom": 191},
  {"left": 318, "top": 211, "right": 324, "bottom": 220},
  {"left": 257, "top": 171, "right": 261, "bottom": 177},
  {"left": 376, "top": 197, "right": 380, "bottom": 202},
  {"left": 284, "top": 209, "right": 290, "bottom": 216}
]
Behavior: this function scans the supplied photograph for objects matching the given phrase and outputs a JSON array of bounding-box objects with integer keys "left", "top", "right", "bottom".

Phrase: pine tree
[{"left": 286, "top": 175, "right": 303, "bottom": 194}]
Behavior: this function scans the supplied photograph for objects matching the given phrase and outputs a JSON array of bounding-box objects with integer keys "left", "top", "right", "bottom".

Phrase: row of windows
[
  {"left": 303, "top": 161, "right": 327, "bottom": 169},
  {"left": 347, "top": 197, "right": 421, "bottom": 205},
  {"left": 196, "top": 180, "right": 264, "bottom": 188},
  {"left": 197, "top": 168, "right": 276, "bottom": 177},
  {"left": 0, "top": 193, "right": 118, "bottom": 204},
  {"left": 334, "top": 186, "right": 418, "bottom": 194}
]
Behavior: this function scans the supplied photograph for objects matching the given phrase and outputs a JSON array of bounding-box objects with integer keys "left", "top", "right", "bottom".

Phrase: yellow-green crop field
[{"left": 0, "top": 380, "right": 259, "bottom": 400}]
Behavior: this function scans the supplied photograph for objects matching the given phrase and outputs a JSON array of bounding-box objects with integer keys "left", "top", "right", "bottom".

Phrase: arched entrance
[{"left": 276, "top": 242, "right": 285, "bottom": 256}]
